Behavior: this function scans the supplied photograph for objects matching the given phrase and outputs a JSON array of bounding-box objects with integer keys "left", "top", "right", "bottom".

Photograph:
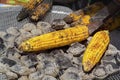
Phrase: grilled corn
[
  {"left": 82, "top": 30, "right": 110, "bottom": 72},
  {"left": 19, "top": 25, "right": 89, "bottom": 52}
]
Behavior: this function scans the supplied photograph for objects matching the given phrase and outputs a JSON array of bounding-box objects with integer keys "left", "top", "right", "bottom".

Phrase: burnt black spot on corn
[
  {"left": 17, "top": 0, "right": 43, "bottom": 21},
  {"left": 30, "top": 0, "right": 53, "bottom": 21}
]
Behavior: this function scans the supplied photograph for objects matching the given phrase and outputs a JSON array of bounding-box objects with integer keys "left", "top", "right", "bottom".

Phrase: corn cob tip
[
  {"left": 82, "top": 61, "right": 94, "bottom": 72},
  {"left": 18, "top": 42, "right": 31, "bottom": 51}
]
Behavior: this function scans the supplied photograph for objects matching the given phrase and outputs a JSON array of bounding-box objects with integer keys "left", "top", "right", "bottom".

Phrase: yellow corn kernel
[
  {"left": 81, "top": 15, "right": 91, "bottom": 25},
  {"left": 82, "top": 30, "right": 110, "bottom": 72},
  {"left": 19, "top": 25, "right": 89, "bottom": 52}
]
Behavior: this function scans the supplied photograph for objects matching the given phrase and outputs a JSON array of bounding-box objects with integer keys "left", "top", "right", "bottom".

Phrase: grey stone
[
  {"left": 0, "top": 38, "right": 6, "bottom": 55},
  {"left": 37, "top": 21, "right": 53, "bottom": 34},
  {"left": 105, "top": 64, "right": 115, "bottom": 74},
  {"left": 108, "top": 44, "right": 118, "bottom": 51},
  {"left": 60, "top": 72, "right": 81, "bottom": 80},
  {"left": 67, "top": 42, "right": 85, "bottom": 56},
  {"left": 0, "top": 63, "right": 10, "bottom": 73},
  {"left": 6, "top": 27, "right": 20, "bottom": 36},
  {"left": 0, "top": 57, "right": 17, "bottom": 67},
  {"left": 43, "top": 60, "right": 59, "bottom": 77},
  {"left": 51, "top": 19, "right": 68, "bottom": 30},
  {"left": 37, "top": 52, "right": 55, "bottom": 62},
  {"left": 55, "top": 54, "right": 72, "bottom": 69},
  {"left": 29, "top": 67, "right": 36, "bottom": 73},
  {"left": 6, "top": 71, "right": 18, "bottom": 80},
  {"left": 3, "top": 48, "right": 21, "bottom": 59},
  {"left": 65, "top": 67, "right": 79, "bottom": 74},
  {"left": 64, "top": 53, "right": 73, "bottom": 60},
  {"left": 22, "top": 23, "right": 36, "bottom": 32},
  {"left": 105, "top": 50, "right": 119, "bottom": 56},
  {"left": 102, "top": 55, "right": 115, "bottom": 61},
  {"left": 105, "top": 44, "right": 119, "bottom": 56},
  {"left": 0, "top": 38, "right": 4, "bottom": 45},
  {"left": 50, "top": 49, "right": 65, "bottom": 55},
  {"left": 20, "top": 32, "right": 33, "bottom": 40},
  {"left": 37, "top": 55, "right": 59, "bottom": 77},
  {"left": 15, "top": 36, "right": 23, "bottom": 45},
  {"left": 0, "top": 31, "right": 7, "bottom": 38},
  {"left": 10, "top": 64, "right": 31, "bottom": 76},
  {"left": 93, "top": 67, "right": 107, "bottom": 78},
  {"left": 2, "top": 33, "right": 15, "bottom": 42},
  {"left": 31, "top": 29, "right": 42, "bottom": 36},
  {"left": 19, "top": 28, "right": 27, "bottom": 34},
  {"left": 102, "top": 61, "right": 119, "bottom": 69},
  {"left": 72, "top": 57, "right": 82, "bottom": 65},
  {"left": 87, "top": 37, "right": 92, "bottom": 44},
  {"left": 4, "top": 41, "right": 15, "bottom": 48},
  {"left": 42, "top": 75, "right": 57, "bottom": 80},
  {"left": 0, "top": 73, "right": 8, "bottom": 80},
  {"left": 18, "top": 76, "right": 29, "bottom": 80},
  {"left": 20, "top": 55, "right": 38, "bottom": 68},
  {"left": 29, "top": 71, "right": 44, "bottom": 80},
  {"left": 114, "top": 51, "right": 120, "bottom": 66}
]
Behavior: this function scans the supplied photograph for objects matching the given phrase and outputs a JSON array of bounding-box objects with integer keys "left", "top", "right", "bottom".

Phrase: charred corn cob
[
  {"left": 64, "top": 2, "right": 104, "bottom": 24},
  {"left": 19, "top": 25, "right": 89, "bottom": 52},
  {"left": 17, "top": 0, "right": 43, "bottom": 21},
  {"left": 30, "top": 0, "right": 53, "bottom": 21},
  {"left": 82, "top": 30, "right": 110, "bottom": 72},
  {"left": 71, "top": 15, "right": 91, "bottom": 26},
  {"left": 64, "top": 10, "right": 84, "bottom": 24}
]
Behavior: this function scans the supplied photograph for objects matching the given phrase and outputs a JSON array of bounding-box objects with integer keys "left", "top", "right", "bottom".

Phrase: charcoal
[
  {"left": 37, "top": 22, "right": 54, "bottom": 34},
  {"left": 6, "top": 27, "right": 20, "bottom": 36},
  {"left": 42, "top": 75, "right": 57, "bottom": 80},
  {"left": 10, "top": 64, "right": 31, "bottom": 76},
  {"left": 2, "top": 34, "right": 15, "bottom": 42},
  {"left": 6, "top": 71, "right": 18, "bottom": 80},
  {"left": 0, "top": 38, "right": 4, "bottom": 45},
  {"left": 31, "top": 29, "right": 42, "bottom": 36},
  {"left": 55, "top": 54, "right": 72, "bottom": 69},
  {"left": 20, "top": 55, "right": 38, "bottom": 68},
  {"left": 29, "top": 71, "right": 44, "bottom": 80},
  {"left": 22, "top": 23, "right": 36, "bottom": 32},
  {"left": 0, "top": 57, "right": 17, "bottom": 67},
  {"left": 114, "top": 51, "right": 120, "bottom": 66},
  {"left": 93, "top": 67, "right": 107, "bottom": 78},
  {"left": 3, "top": 48, "right": 21, "bottom": 59},
  {"left": 42, "top": 60, "right": 59, "bottom": 77},
  {"left": 60, "top": 72, "right": 81, "bottom": 80},
  {"left": 67, "top": 42, "right": 85, "bottom": 56},
  {"left": 0, "top": 31, "right": 7, "bottom": 39},
  {"left": 0, "top": 73, "right": 8, "bottom": 80},
  {"left": 18, "top": 76, "right": 29, "bottom": 80},
  {"left": 51, "top": 19, "right": 67, "bottom": 30},
  {"left": 0, "top": 22, "right": 119, "bottom": 80}
]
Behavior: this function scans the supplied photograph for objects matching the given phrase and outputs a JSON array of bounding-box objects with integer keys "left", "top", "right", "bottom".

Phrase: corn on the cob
[
  {"left": 64, "top": 10, "right": 84, "bottom": 24},
  {"left": 82, "top": 30, "right": 110, "bottom": 72},
  {"left": 71, "top": 15, "right": 91, "bottom": 27},
  {"left": 63, "top": 2, "right": 104, "bottom": 24},
  {"left": 19, "top": 25, "right": 89, "bottom": 52},
  {"left": 17, "top": 0, "right": 43, "bottom": 21},
  {"left": 30, "top": 0, "right": 53, "bottom": 21}
]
